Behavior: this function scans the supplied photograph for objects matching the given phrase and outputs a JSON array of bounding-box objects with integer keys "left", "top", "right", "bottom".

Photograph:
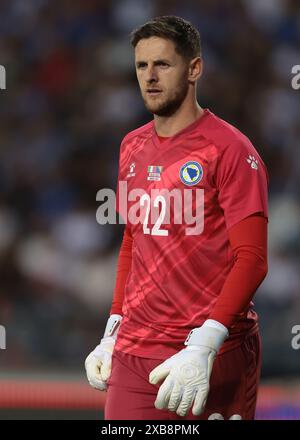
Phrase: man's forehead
[{"left": 135, "top": 37, "right": 177, "bottom": 60}]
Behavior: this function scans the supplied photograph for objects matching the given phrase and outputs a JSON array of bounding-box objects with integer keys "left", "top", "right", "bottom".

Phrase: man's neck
[{"left": 153, "top": 102, "right": 204, "bottom": 137}]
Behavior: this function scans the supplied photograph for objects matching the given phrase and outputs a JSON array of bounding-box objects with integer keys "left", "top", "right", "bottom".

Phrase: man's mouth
[{"left": 146, "top": 89, "right": 162, "bottom": 96}]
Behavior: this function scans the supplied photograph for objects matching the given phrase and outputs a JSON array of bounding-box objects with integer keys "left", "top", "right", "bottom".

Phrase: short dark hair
[{"left": 130, "top": 16, "right": 201, "bottom": 60}]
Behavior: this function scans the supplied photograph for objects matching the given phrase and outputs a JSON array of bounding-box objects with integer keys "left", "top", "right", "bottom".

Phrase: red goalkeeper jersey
[{"left": 114, "top": 108, "right": 268, "bottom": 360}]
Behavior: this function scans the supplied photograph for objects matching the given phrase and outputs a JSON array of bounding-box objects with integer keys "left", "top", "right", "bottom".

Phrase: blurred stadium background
[{"left": 0, "top": 0, "right": 299, "bottom": 420}]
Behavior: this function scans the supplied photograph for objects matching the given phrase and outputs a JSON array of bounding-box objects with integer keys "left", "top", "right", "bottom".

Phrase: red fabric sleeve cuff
[
  {"left": 110, "top": 226, "right": 133, "bottom": 316},
  {"left": 209, "top": 214, "right": 268, "bottom": 328}
]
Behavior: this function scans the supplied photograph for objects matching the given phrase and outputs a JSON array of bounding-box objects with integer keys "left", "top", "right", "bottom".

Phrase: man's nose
[{"left": 145, "top": 66, "right": 158, "bottom": 83}]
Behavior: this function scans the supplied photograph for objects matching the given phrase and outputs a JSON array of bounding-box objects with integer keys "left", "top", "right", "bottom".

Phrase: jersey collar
[{"left": 151, "top": 108, "right": 211, "bottom": 149}]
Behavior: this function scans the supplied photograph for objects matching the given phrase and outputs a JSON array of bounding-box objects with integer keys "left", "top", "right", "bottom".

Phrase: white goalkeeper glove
[
  {"left": 149, "top": 319, "right": 229, "bottom": 417},
  {"left": 85, "top": 314, "right": 122, "bottom": 391}
]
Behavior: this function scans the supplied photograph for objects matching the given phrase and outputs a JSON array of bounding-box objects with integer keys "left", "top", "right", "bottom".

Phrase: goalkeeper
[{"left": 85, "top": 16, "right": 268, "bottom": 420}]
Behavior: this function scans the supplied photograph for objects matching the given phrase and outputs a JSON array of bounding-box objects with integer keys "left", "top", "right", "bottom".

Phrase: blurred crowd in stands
[{"left": 0, "top": 0, "right": 299, "bottom": 376}]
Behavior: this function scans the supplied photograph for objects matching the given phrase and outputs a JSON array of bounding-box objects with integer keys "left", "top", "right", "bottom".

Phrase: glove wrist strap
[
  {"left": 184, "top": 319, "right": 229, "bottom": 352},
  {"left": 103, "top": 314, "right": 122, "bottom": 339}
]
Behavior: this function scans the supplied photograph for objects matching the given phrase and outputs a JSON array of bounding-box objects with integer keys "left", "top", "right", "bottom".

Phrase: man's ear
[{"left": 188, "top": 57, "right": 203, "bottom": 83}]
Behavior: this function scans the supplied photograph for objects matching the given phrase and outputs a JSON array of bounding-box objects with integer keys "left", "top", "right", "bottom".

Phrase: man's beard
[{"left": 144, "top": 82, "right": 189, "bottom": 117}]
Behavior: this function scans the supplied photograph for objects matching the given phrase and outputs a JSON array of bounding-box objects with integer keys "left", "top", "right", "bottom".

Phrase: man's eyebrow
[{"left": 135, "top": 59, "right": 171, "bottom": 66}]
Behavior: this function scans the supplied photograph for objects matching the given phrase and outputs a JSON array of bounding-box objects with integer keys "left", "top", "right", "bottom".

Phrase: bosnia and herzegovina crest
[{"left": 179, "top": 161, "right": 203, "bottom": 186}]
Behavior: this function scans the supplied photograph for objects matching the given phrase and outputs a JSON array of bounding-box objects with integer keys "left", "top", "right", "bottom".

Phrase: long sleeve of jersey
[
  {"left": 110, "top": 226, "right": 133, "bottom": 316},
  {"left": 209, "top": 214, "right": 268, "bottom": 329}
]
